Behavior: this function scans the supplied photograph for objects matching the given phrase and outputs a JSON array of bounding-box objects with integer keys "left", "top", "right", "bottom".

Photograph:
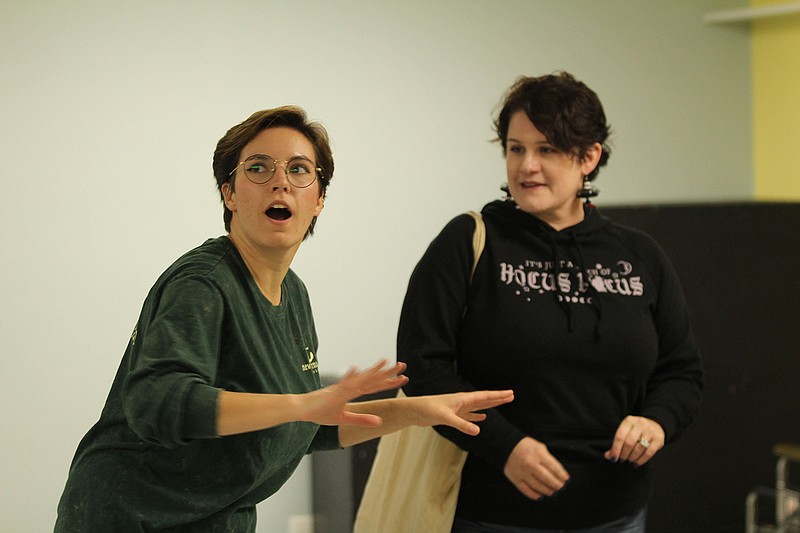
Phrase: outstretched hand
[
  {"left": 300, "top": 360, "right": 408, "bottom": 427},
  {"left": 410, "top": 389, "right": 515, "bottom": 436}
]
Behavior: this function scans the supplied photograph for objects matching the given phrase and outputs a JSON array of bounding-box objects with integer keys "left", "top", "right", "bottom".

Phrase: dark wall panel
[{"left": 601, "top": 202, "right": 800, "bottom": 532}]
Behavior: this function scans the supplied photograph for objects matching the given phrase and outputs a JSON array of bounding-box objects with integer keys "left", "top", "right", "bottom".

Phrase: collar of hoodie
[{"left": 483, "top": 199, "right": 605, "bottom": 337}]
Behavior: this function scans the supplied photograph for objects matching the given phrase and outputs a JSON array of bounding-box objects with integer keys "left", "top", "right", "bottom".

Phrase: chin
[{"left": 513, "top": 199, "right": 547, "bottom": 216}]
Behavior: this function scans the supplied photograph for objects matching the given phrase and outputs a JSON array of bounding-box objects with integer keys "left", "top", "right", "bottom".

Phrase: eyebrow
[
  {"left": 245, "top": 153, "right": 315, "bottom": 163},
  {"left": 507, "top": 137, "right": 552, "bottom": 146}
]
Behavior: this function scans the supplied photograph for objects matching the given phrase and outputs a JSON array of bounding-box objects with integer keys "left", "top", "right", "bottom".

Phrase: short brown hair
[
  {"left": 212, "top": 106, "right": 334, "bottom": 237},
  {"left": 494, "top": 71, "right": 611, "bottom": 181}
]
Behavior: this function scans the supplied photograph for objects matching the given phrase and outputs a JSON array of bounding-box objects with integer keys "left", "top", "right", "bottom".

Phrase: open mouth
[{"left": 266, "top": 205, "right": 292, "bottom": 221}]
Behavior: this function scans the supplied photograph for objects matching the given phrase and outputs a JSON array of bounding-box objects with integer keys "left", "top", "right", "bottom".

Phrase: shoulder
[
  {"left": 156, "top": 236, "right": 247, "bottom": 285},
  {"left": 283, "top": 268, "right": 310, "bottom": 299},
  {"left": 421, "top": 212, "right": 484, "bottom": 259},
  {"left": 147, "top": 237, "right": 242, "bottom": 299},
  {"left": 439, "top": 212, "right": 482, "bottom": 238},
  {"left": 599, "top": 216, "right": 667, "bottom": 257},
  {"left": 597, "top": 216, "right": 679, "bottom": 285},
  {"left": 168, "top": 237, "right": 236, "bottom": 276},
  {"left": 609, "top": 220, "right": 659, "bottom": 245}
]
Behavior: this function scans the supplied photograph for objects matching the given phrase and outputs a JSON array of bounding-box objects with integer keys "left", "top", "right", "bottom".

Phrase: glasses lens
[
  {"left": 243, "top": 155, "right": 275, "bottom": 184},
  {"left": 284, "top": 157, "right": 318, "bottom": 188}
]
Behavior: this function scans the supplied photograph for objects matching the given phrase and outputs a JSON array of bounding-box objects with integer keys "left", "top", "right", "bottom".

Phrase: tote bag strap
[{"left": 467, "top": 210, "right": 485, "bottom": 281}]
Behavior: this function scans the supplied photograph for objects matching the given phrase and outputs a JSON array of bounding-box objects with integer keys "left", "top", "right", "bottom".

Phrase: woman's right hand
[
  {"left": 299, "top": 360, "right": 408, "bottom": 427},
  {"left": 503, "top": 437, "right": 570, "bottom": 500}
]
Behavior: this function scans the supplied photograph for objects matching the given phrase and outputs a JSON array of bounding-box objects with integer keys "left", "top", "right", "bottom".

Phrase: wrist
[
  {"left": 283, "top": 393, "right": 308, "bottom": 422},
  {"left": 403, "top": 396, "right": 431, "bottom": 427}
]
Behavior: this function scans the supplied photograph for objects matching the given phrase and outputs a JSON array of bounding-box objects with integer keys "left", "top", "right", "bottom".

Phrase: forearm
[
  {"left": 337, "top": 398, "right": 417, "bottom": 447},
  {"left": 217, "top": 390, "right": 305, "bottom": 436}
]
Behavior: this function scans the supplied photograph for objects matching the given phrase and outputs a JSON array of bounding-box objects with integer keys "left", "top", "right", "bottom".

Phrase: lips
[
  {"left": 521, "top": 181, "right": 546, "bottom": 189},
  {"left": 265, "top": 203, "right": 291, "bottom": 221}
]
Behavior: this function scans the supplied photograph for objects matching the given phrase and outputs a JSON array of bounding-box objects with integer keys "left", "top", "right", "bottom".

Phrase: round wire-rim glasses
[{"left": 229, "top": 154, "right": 322, "bottom": 188}]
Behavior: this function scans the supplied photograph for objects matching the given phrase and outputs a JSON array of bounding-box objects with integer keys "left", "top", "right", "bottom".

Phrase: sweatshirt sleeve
[
  {"left": 122, "top": 275, "right": 225, "bottom": 447},
  {"left": 398, "top": 214, "right": 527, "bottom": 469},
  {"left": 640, "top": 242, "right": 704, "bottom": 443},
  {"left": 306, "top": 425, "right": 342, "bottom": 453}
]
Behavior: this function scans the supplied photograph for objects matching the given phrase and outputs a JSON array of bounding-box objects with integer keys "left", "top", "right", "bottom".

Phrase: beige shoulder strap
[{"left": 467, "top": 211, "right": 485, "bottom": 281}]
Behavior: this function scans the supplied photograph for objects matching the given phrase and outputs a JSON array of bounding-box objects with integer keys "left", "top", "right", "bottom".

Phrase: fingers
[
  {"left": 450, "top": 418, "right": 481, "bottom": 436},
  {"left": 464, "top": 390, "right": 515, "bottom": 412},
  {"left": 604, "top": 416, "right": 665, "bottom": 466},
  {"left": 337, "top": 360, "right": 408, "bottom": 399},
  {"left": 513, "top": 464, "right": 569, "bottom": 501},
  {"left": 460, "top": 390, "right": 514, "bottom": 432},
  {"left": 304, "top": 360, "right": 409, "bottom": 427},
  {"left": 512, "top": 477, "right": 548, "bottom": 501},
  {"left": 504, "top": 437, "right": 570, "bottom": 501},
  {"left": 434, "top": 389, "right": 515, "bottom": 435},
  {"left": 433, "top": 402, "right": 483, "bottom": 435}
]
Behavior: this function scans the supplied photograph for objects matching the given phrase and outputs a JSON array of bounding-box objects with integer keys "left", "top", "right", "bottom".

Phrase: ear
[
  {"left": 313, "top": 195, "right": 324, "bottom": 217},
  {"left": 222, "top": 181, "right": 237, "bottom": 212},
  {"left": 580, "top": 142, "right": 603, "bottom": 176}
]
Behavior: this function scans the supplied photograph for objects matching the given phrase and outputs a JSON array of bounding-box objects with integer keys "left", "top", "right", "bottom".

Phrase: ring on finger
[{"left": 638, "top": 437, "right": 650, "bottom": 449}]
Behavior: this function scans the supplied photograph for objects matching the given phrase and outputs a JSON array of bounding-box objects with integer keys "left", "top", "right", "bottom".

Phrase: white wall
[{"left": 0, "top": 0, "right": 750, "bottom": 531}]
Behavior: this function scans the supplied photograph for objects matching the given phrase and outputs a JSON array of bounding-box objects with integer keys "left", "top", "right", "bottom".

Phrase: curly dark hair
[
  {"left": 212, "top": 106, "right": 334, "bottom": 237},
  {"left": 494, "top": 71, "right": 611, "bottom": 181}
]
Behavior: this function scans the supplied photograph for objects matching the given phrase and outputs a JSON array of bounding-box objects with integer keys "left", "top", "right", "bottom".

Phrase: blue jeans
[{"left": 451, "top": 507, "right": 647, "bottom": 533}]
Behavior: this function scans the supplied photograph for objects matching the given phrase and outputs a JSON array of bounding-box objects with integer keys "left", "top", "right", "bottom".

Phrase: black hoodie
[{"left": 398, "top": 199, "right": 703, "bottom": 529}]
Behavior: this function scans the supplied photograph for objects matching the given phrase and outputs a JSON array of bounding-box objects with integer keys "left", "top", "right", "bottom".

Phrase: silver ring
[{"left": 638, "top": 437, "right": 650, "bottom": 449}]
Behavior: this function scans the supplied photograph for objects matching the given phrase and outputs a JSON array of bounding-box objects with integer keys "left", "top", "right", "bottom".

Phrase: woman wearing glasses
[
  {"left": 397, "top": 73, "right": 703, "bottom": 532},
  {"left": 54, "top": 106, "right": 513, "bottom": 532}
]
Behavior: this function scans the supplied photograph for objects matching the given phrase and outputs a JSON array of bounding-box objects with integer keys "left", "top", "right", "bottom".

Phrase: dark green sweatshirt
[
  {"left": 56, "top": 236, "right": 339, "bottom": 532},
  {"left": 399, "top": 200, "right": 703, "bottom": 529}
]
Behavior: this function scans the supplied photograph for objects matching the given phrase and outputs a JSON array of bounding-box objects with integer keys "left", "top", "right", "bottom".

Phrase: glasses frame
[{"left": 229, "top": 153, "right": 323, "bottom": 189}]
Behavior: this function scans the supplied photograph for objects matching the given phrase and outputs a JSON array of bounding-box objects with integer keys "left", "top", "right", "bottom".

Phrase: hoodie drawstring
[
  {"left": 546, "top": 231, "right": 604, "bottom": 338},
  {"left": 570, "top": 232, "right": 603, "bottom": 338}
]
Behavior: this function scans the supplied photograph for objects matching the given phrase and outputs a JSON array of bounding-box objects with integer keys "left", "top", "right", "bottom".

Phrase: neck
[
  {"left": 227, "top": 230, "right": 298, "bottom": 305},
  {"left": 536, "top": 202, "right": 586, "bottom": 231}
]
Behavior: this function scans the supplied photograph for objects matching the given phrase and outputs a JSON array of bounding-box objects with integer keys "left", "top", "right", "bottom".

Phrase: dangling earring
[
  {"left": 577, "top": 176, "right": 599, "bottom": 203},
  {"left": 500, "top": 183, "right": 513, "bottom": 201}
]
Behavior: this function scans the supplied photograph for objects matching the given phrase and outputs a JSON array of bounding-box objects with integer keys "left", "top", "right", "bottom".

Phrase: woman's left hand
[
  {"left": 411, "top": 390, "right": 515, "bottom": 436},
  {"left": 604, "top": 416, "right": 665, "bottom": 466}
]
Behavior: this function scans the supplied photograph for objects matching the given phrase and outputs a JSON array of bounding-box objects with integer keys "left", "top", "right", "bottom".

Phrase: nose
[
  {"left": 271, "top": 161, "right": 291, "bottom": 191},
  {"left": 521, "top": 152, "right": 542, "bottom": 173}
]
